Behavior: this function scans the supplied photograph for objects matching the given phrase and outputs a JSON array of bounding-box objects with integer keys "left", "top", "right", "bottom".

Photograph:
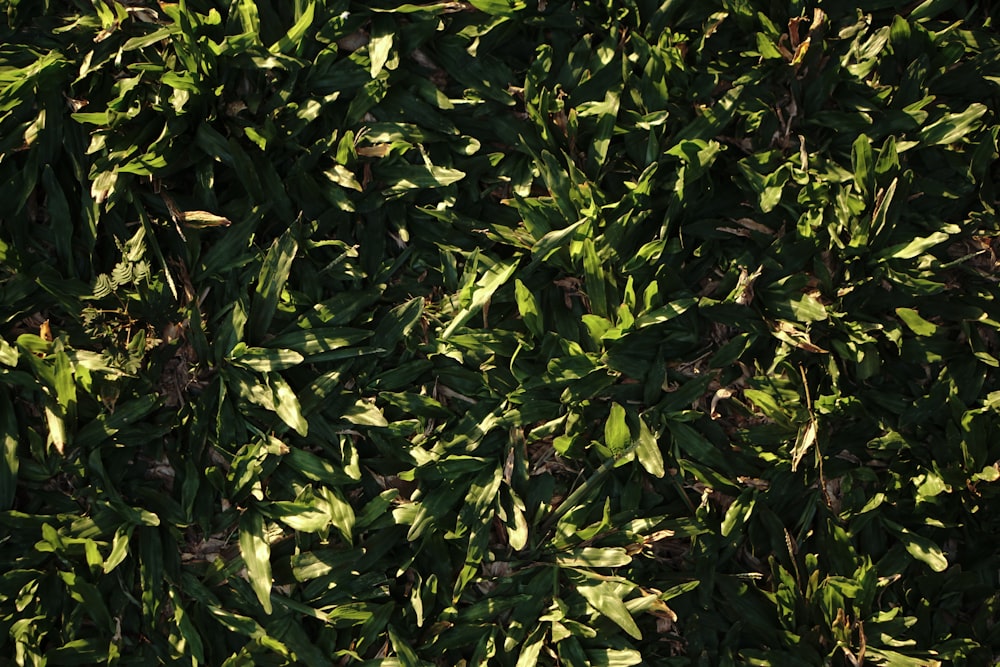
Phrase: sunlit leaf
[{"left": 239, "top": 510, "right": 273, "bottom": 614}]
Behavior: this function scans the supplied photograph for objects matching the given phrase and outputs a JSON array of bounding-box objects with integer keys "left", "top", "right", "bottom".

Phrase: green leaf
[
  {"left": 581, "top": 238, "right": 609, "bottom": 318},
  {"left": 577, "top": 580, "right": 642, "bottom": 639},
  {"left": 528, "top": 219, "right": 586, "bottom": 265},
  {"left": 344, "top": 399, "right": 389, "bottom": 427},
  {"left": 103, "top": 527, "right": 132, "bottom": 574},
  {"left": 870, "top": 177, "right": 898, "bottom": 240},
  {"left": 268, "top": 373, "right": 308, "bottom": 436},
  {"left": 469, "top": 0, "right": 527, "bottom": 14},
  {"left": 230, "top": 345, "right": 304, "bottom": 372},
  {"left": 0, "top": 396, "right": 18, "bottom": 510},
  {"left": 269, "top": 2, "right": 314, "bottom": 55},
  {"left": 515, "top": 626, "right": 546, "bottom": 667},
  {"left": 170, "top": 589, "right": 206, "bottom": 664},
  {"left": 635, "top": 298, "right": 697, "bottom": 328},
  {"left": 604, "top": 403, "right": 630, "bottom": 456},
  {"left": 555, "top": 547, "right": 632, "bottom": 568},
  {"left": 284, "top": 448, "right": 356, "bottom": 486},
  {"left": 270, "top": 501, "right": 331, "bottom": 533},
  {"left": 514, "top": 279, "right": 543, "bottom": 339},
  {"left": 635, "top": 416, "right": 665, "bottom": 478},
  {"left": 881, "top": 231, "right": 949, "bottom": 260},
  {"left": 0, "top": 338, "right": 17, "bottom": 367},
  {"left": 239, "top": 510, "right": 273, "bottom": 614},
  {"left": 851, "top": 134, "right": 874, "bottom": 200},
  {"left": 720, "top": 488, "right": 756, "bottom": 537},
  {"left": 919, "top": 104, "right": 986, "bottom": 145},
  {"left": 786, "top": 293, "right": 828, "bottom": 323},
  {"left": 388, "top": 624, "right": 424, "bottom": 666},
  {"left": 441, "top": 259, "right": 518, "bottom": 338},
  {"left": 370, "top": 2, "right": 467, "bottom": 12},
  {"left": 368, "top": 16, "right": 394, "bottom": 78},
  {"left": 250, "top": 230, "right": 298, "bottom": 342},
  {"left": 320, "top": 487, "right": 356, "bottom": 545},
  {"left": 882, "top": 518, "right": 948, "bottom": 572},
  {"left": 379, "top": 164, "right": 466, "bottom": 193},
  {"left": 895, "top": 308, "right": 937, "bottom": 336},
  {"left": 44, "top": 402, "right": 67, "bottom": 454},
  {"left": 373, "top": 296, "right": 424, "bottom": 350},
  {"left": 585, "top": 648, "right": 644, "bottom": 667}
]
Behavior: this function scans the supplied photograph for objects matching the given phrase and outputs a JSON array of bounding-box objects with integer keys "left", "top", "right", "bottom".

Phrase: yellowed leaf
[
  {"left": 791, "top": 419, "right": 817, "bottom": 472},
  {"left": 182, "top": 210, "right": 232, "bottom": 228}
]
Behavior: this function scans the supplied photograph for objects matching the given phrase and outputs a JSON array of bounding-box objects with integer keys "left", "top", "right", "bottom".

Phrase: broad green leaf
[
  {"left": 387, "top": 624, "right": 423, "bottom": 666},
  {"left": 515, "top": 627, "right": 546, "bottom": 667},
  {"left": 514, "top": 279, "right": 543, "bottom": 339},
  {"left": 441, "top": 259, "right": 518, "bottom": 338},
  {"left": 786, "top": 293, "right": 828, "bottom": 323},
  {"left": 320, "top": 487, "right": 356, "bottom": 545},
  {"left": 721, "top": 489, "right": 755, "bottom": 537},
  {"left": 870, "top": 177, "right": 898, "bottom": 240},
  {"left": 269, "top": 2, "right": 314, "bottom": 55},
  {"left": 284, "top": 448, "right": 356, "bottom": 486},
  {"left": 635, "top": 298, "right": 697, "bottom": 328},
  {"left": 369, "top": 2, "right": 467, "bottom": 13},
  {"left": 581, "top": 238, "right": 609, "bottom": 318},
  {"left": 882, "top": 519, "right": 948, "bottom": 572},
  {"left": 230, "top": 345, "right": 304, "bottom": 372},
  {"left": 59, "top": 571, "right": 114, "bottom": 631},
  {"left": 604, "top": 403, "right": 630, "bottom": 455},
  {"left": 43, "top": 638, "right": 109, "bottom": 664},
  {"left": 379, "top": 164, "right": 466, "bottom": 193},
  {"left": 0, "top": 396, "right": 17, "bottom": 509},
  {"left": 863, "top": 648, "right": 941, "bottom": 667},
  {"left": 271, "top": 501, "right": 331, "bottom": 533},
  {"left": 528, "top": 219, "right": 586, "bottom": 265},
  {"left": 103, "top": 527, "right": 132, "bottom": 573},
  {"left": 469, "top": 0, "right": 527, "bottom": 14},
  {"left": 239, "top": 510, "right": 273, "bottom": 614},
  {"left": 323, "top": 164, "right": 363, "bottom": 192},
  {"left": 881, "top": 231, "right": 949, "bottom": 260},
  {"left": 233, "top": 0, "right": 261, "bottom": 35},
  {"left": 919, "top": 104, "right": 986, "bottom": 145},
  {"left": 582, "top": 89, "right": 621, "bottom": 168},
  {"left": 742, "top": 389, "right": 792, "bottom": 426},
  {"left": 373, "top": 297, "right": 424, "bottom": 350},
  {"left": 268, "top": 373, "right": 308, "bottom": 436},
  {"left": 44, "top": 403, "right": 67, "bottom": 454},
  {"left": 667, "top": 421, "right": 737, "bottom": 476},
  {"left": 851, "top": 134, "right": 874, "bottom": 199},
  {"left": 908, "top": 0, "right": 956, "bottom": 20},
  {"left": 506, "top": 493, "right": 529, "bottom": 551},
  {"left": 895, "top": 308, "right": 937, "bottom": 336},
  {"left": 170, "top": 589, "right": 206, "bottom": 664},
  {"left": 635, "top": 417, "right": 665, "bottom": 478},
  {"left": 344, "top": 399, "right": 389, "bottom": 427},
  {"left": 0, "top": 339, "right": 17, "bottom": 367},
  {"left": 875, "top": 135, "right": 899, "bottom": 176},
  {"left": 585, "top": 648, "right": 644, "bottom": 667},
  {"left": 139, "top": 527, "right": 164, "bottom": 624},
  {"left": 577, "top": 581, "right": 642, "bottom": 639},
  {"left": 379, "top": 392, "right": 451, "bottom": 419},
  {"left": 555, "top": 547, "right": 631, "bottom": 568},
  {"left": 250, "top": 230, "right": 298, "bottom": 342},
  {"left": 368, "top": 17, "right": 395, "bottom": 78}
]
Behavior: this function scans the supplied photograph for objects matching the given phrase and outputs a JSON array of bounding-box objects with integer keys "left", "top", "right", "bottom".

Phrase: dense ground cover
[{"left": 2, "top": 1, "right": 1000, "bottom": 664}]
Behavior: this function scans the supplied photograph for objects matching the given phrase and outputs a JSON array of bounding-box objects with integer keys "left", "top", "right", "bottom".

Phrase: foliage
[{"left": 2, "top": 0, "right": 1000, "bottom": 665}]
